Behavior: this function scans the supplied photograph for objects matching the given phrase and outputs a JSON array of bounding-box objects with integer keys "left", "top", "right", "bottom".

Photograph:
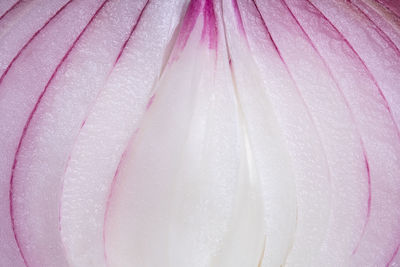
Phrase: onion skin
[{"left": 1, "top": 0, "right": 400, "bottom": 266}]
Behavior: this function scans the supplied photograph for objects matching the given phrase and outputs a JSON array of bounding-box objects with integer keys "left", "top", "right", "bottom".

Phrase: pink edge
[
  {"left": 146, "top": 94, "right": 156, "bottom": 110},
  {"left": 103, "top": 130, "right": 139, "bottom": 266},
  {"left": 113, "top": 0, "right": 150, "bottom": 65},
  {"left": 252, "top": 0, "right": 333, "bottom": 188},
  {"left": 0, "top": 0, "right": 22, "bottom": 21},
  {"left": 349, "top": 1, "right": 400, "bottom": 55},
  {"left": 0, "top": 0, "right": 74, "bottom": 84},
  {"left": 281, "top": 0, "right": 374, "bottom": 254},
  {"left": 57, "top": 1, "right": 150, "bottom": 264},
  {"left": 9, "top": 0, "right": 110, "bottom": 265},
  {"left": 303, "top": 0, "right": 400, "bottom": 140},
  {"left": 351, "top": 156, "right": 372, "bottom": 255},
  {"left": 299, "top": 1, "right": 400, "bottom": 255},
  {"left": 386, "top": 243, "right": 400, "bottom": 267},
  {"left": 102, "top": 156, "right": 123, "bottom": 267},
  {"left": 251, "top": 0, "right": 284, "bottom": 61}
]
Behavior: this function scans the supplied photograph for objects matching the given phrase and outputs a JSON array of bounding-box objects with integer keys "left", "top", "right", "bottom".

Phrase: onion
[{"left": 0, "top": 0, "right": 399, "bottom": 266}]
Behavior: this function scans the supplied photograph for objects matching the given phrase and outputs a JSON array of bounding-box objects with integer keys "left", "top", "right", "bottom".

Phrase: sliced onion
[{"left": 1, "top": 0, "right": 400, "bottom": 266}]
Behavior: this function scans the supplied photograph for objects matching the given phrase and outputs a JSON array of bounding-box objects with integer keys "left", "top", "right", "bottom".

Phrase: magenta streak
[
  {"left": 201, "top": 0, "right": 218, "bottom": 49},
  {"left": 231, "top": 0, "right": 245, "bottom": 36},
  {"left": 176, "top": 0, "right": 202, "bottom": 50},
  {"left": 0, "top": 0, "right": 75, "bottom": 85},
  {"left": 252, "top": 0, "right": 333, "bottom": 189},
  {"left": 349, "top": 0, "right": 400, "bottom": 55},
  {"left": 172, "top": 0, "right": 218, "bottom": 60},
  {"left": 386, "top": 243, "right": 400, "bottom": 267},
  {"left": 9, "top": 1, "right": 110, "bottom": 266},
  {"left": 0, "top": 0, "right": 22, "bottom": 21},
  {"left": 281, "top": 0, "right": 374, "bottom": 255}
]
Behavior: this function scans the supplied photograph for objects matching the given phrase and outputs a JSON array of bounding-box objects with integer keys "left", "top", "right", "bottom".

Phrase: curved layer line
[
  {"left": 0, "top": 0, "right": 74, "bottom": 84},
  {"left": 99, "top": 0, "right": 154, "bottom": 243},
  {"left": 387, "top": 244, "right": 400, "bottom": 267},
  {"left": 376, "top": 0, "right": 400, "bottom": 18},
  {"left": 0, "top": 0, "right": 22, "bottom": 21},
  {"left": 114, "top": 0, "right": 149, "bottom": 65},
  {"left": 349, "top": 1, "right": 400, "bottom": 53},
  {"left": 9, "top": 0, "right": 109, "bottom": 266},
  {"left": 252, "top": 0, "right": 332, "bottom": 187},
  {"left": 300, "top": 4, "right": 400, "bottom": 254},
  {"left": 102, "top": 136, "right": 134, "bottom": 266},
  {"left": 304, "top": 0, "right": 400, "bottom": 139},
  {"left": 69, "top": 0, "right": 151, "bottom": 143},
  {"left": 306, "top": 0, "right": 400, "bottom": 262},
  {"left": 231, "top": 0, "right": 245, "bottom": 36},
  {"left": 281, "top": 0, "right": 372, "bottom": 255},
  {"left": 57, "top": 1, "right": 150, "bottom": 262},
  {"left": 350, "top": 0, "right": 400, "bottom": 51}
]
